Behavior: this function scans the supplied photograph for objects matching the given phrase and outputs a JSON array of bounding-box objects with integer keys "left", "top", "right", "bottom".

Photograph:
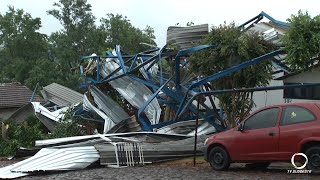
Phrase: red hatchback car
[{"left": 204, "top": 102, "right": 320, "bottom": 173}]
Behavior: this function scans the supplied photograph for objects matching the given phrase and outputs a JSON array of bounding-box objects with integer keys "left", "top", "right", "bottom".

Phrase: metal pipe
[
  {"left": 30, "top": 82, "right": 39, "bottom": 102},
  {"left": 176, "top": 49, "right": 283, "bottom": 119},
  {"left": 193, "top": 96, "right": 200, "bottom": 167},
  {"left": 178, "top": 83, "right": 320, "bottom": 119}
]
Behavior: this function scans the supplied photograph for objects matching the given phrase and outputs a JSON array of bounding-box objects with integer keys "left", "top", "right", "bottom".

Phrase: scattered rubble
[
  {"left": 0, "top": 11, "right": 297, "bottom": 179},
  {"left": 0, "top": 23, "right": 222, "bottom": 178},
  {"left": 0, "top": 132, "right": 207, "bottom": 179}
]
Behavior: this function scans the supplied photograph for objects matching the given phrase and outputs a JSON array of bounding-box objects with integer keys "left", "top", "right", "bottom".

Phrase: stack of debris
[
  {"left": 0, "top": 132, "right": 208, "bottom": 179},
  {"left": 1, "top": 23, "right": 219, "bottom": 179},
  {"left": 167, "top": 24, "right": 209, "bottom": 50}
]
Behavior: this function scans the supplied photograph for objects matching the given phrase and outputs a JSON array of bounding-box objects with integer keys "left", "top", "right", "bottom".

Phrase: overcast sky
[{"left": 1, "top": 0, "right": 320, "bottom": 46}]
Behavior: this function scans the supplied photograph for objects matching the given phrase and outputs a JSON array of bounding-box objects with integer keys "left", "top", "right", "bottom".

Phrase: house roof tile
[{"left": 0, "top": 83, "right": 43, "bottom": 108}]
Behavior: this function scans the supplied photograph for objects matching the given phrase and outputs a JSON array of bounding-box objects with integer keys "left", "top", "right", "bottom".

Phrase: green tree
[
  {"left": 0, "top": 6, "right": 48, "bottom": 85},
  {"left": 0, "top": 115, "right": 47, "bottom": 156},
  {"left": 47, "top": 0, "right": 107, "bottom": 90},
  {"left": 47, "top": 0, "right": 104, "bottom": 65},
  {"left": 24, "top": 58, "right": 65, "bottom": 88},
  {"left": 100, "top": 14, "right": 157, "bottom": 53},
  {"left": 190, "top": 23, "right": 275, "bottom": 127},
  {"left": 0, "top": 113, "right": 85, "bottom": 156},
  {"left": 282, "top": 10, "right": 320, "bottom": 70}
]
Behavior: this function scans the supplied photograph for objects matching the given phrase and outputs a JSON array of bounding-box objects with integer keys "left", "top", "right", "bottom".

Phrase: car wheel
[
  {"left": 305, "top": 146, "right": 320, "bottom": 174},
  {"left": 208, "top": 146, "right": 230, "bottom": 170},
  {"left": 245, "top": 162, "right": 270, "bottom": 170}
]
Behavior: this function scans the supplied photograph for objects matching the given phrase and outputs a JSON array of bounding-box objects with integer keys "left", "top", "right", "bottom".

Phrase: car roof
[
  {"left": 263, "top": 102, "right": 320, "bottom": 109},
  {"left": 246, "top": 102, "right": 320, "bottom": 119}
]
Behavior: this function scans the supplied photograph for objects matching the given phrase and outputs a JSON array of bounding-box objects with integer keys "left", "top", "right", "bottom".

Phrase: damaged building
[{"left": 2, "top": 11, "right": 320, "bottom": 179}]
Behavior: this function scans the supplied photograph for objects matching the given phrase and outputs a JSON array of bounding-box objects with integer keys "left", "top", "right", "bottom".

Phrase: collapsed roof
[{"left": 41, "top": 83, "right": 83, "bottom": 106}]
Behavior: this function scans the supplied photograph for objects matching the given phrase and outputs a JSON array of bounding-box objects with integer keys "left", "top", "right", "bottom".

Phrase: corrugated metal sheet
[
  {"left": 33, "top": 113, "right": 58, "bottom": 132},
  {"left": 41, "top": 83, "right": 83, "bottom": 106},
  {"left": 167, "top": 24, "right": 209, "bottom": 50},
  {"left": 35, "top": 132, "right": 190, "bottom": 147},
  {"left": 7, "top": 103, "right": 34, "bottom": 123},
  {"left": 0, "top": 146, "right": 99, "bottom": 179},
  {"left": 11, "top": 146, "right": 99, "bottom": 172},
  {"left": 0, "top": 133, "right": 199, "bottom": 178},
  {"left": 31, "top": 102, "right": 68, "bottom": 122},
  {"left": 247, "top": 21, "right": 291, "bottom": 74},
  {"left": 0, "top": 165, "right": 28, "bottom": 179},
  {"left": 107, "top": 116, "right": 141, "bottom": 133},
  {"left": 90, "top": 86, "right": 130, "bottom": 124},
  {"left": 83, "top": 93, "right": 115, "bottom": 133},
  {"left": 96, "top": 135, "right": 208, "bottom": 165},
  {"left": 30, "top": 102, "right": 70, "bottom": 131},
  {"left": 157, "top": 119, "right": 205, "bottom": 134},
  {"left": 101, "top": 58, "right": 161, "bottom": 125},
  {"left": 187, "top": 122, "right": 216, "bottom": 136},
  {"left": 248, "top": 22, "right": 289, "bottom": 45}
]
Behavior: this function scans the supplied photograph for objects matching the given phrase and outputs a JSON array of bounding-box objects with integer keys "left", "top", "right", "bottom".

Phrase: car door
[
  {"left": 278, "top": 105, "right": 317, "bottom": 160},
  {"left": 232, "top": 107, "right": 281, "bottom": 161}
]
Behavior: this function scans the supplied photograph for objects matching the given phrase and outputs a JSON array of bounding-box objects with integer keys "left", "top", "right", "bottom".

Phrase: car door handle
[{"left": 268, "top": 132, "right": 276, "bottom": 136}]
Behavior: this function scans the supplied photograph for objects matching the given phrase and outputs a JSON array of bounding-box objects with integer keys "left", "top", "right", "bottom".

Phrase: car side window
[
  {"left": 280, "top": 106, "right": 315, "bottom": 125},
  {"left": 244, "top": 108, "right": 279, "bottom": 130}
]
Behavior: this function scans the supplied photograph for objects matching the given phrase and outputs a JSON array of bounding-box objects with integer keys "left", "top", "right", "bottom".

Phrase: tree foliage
[
  {"left": 0, "top": 2, "right": 158, "bottom": 155},
  {"left": 0, "top": 114, "right": 86, "bottom": 156},
  {"left": 190, "top": 23, "right": 276, "bottom": 127},
  {"left": 0, "top": 6, "right": 47, "bottom": 60},
  {"left": 45, "top": 0, "right": 102, "bottom": 90},
  {"left": 282, "top": 10, "right": 320, "bottom": 70},
  {"left": 0, "top": 6, "right": 48, "bottom": 85},
  {"left": 100, "top": 14, "right": 156, "bottom": 53},
  {"left": 0, "top": 115, "right": 47, "bottom": 156},
  {"left": 46, "top": 0, "right": 156, "bottom": 90},
  {"left": 24, "top": 58, "right": 65, "bottom": 88},
  {"left": 0, "top": 1, "right": 157, "bottom": 91},
  {"left": 47, "top": 0, "right": 102, "bottom": 65}
]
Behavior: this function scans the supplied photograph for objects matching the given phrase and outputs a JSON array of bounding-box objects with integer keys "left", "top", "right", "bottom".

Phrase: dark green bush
[{"left": 0, "top": 113, "right": 85, "bottom": 156}]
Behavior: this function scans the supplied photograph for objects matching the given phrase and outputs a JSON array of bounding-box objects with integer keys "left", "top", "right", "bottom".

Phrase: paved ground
[{"left": 0, "top": 160, "right": 318, "bottom": 180}]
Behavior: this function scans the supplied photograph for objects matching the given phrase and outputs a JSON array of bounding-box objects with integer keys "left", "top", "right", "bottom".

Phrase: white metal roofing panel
[{"left": 43, "top": 83, "right": 83, "bottom": 106}]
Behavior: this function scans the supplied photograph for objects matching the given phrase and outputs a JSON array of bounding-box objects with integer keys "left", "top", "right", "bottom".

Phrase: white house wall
[
  {"left": 284, "top": 69, "right": 320, "bottom": 84},
  {"left": 251, "top": 79, "right": 284, "bottom": 111},
  {"left": 191, "top": 74, "right": 319, "bottom": 120},
  {"left": 283, "top": 69, "right": 320, "bottom": 103}
]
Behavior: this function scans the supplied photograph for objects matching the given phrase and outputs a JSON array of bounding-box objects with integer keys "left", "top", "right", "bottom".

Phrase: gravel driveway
[{"left": 1, "top": 160, "right": 318, "bottom": 180}]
